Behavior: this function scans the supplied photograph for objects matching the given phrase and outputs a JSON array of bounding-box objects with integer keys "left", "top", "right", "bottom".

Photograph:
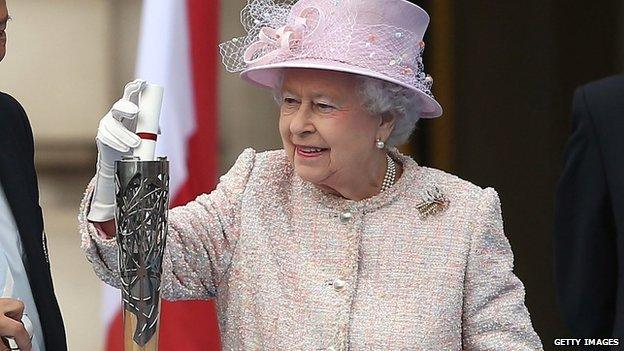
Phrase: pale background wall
[{"left": 0, "top": 0, "right": 280, "bottom": 349}]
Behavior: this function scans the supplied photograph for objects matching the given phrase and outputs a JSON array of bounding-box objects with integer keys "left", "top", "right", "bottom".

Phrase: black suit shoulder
[
  {"left": 0, "top": 91, "right": 33, "bottom": 148},
  {"left": 583, "top": 74, "right": 624, "bottom": 96},
  {"left": 574, "top": 75, "right": 624, "bottom": 168},
  {"left": 579, "top": 74, "right": 624, "bottom": 124},
  {"left": 0, "top": 91, "right": 22, "bottom": 107},
  {"left": 0, "top": 91, "right": 28, "bottom": 120}
]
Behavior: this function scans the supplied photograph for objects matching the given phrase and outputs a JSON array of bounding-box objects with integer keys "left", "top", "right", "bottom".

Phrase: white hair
[
  {"left": 272, "top": 70, "right": 423, "bottom": 147},
  {"left": 355, "top": 75, "right": 423, "bottom": 147}
]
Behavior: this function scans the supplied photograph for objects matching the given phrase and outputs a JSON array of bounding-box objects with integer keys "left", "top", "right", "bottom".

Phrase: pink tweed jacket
[{"left": 79, "top": 148, "right": 543, "bottom": 350}]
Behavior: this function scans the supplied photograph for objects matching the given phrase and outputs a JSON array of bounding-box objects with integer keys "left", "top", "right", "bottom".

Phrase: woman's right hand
[
  {"left": 87, "top": 79, "right": 147, "bottom": 224},
  {"left": 0, "top": 298, "right": 31, "bottom": 351}
]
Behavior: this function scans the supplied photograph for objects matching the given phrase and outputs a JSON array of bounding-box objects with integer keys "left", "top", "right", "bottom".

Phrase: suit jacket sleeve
[
  {"left": 553, "top": 86, "right": 617, "bottom": 338},
  {"left": 79, "top": 148, "right": 256, "bottom": 300},
  {"left": 462, "top": 188, "right": 543, "bottom": 350}
]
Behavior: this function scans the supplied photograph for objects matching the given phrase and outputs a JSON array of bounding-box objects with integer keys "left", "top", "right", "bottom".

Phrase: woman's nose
[{"left": 289, "top": 103, "right": 315, "bottom": 135}]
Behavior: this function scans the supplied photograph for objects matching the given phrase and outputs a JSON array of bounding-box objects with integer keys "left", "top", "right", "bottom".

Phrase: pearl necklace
[{"left": 380, "top": 154, "right": 396, "bottom": 192}]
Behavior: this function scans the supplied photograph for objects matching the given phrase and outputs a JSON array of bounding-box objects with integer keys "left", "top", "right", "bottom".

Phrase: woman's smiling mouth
[{"left": 295, "top": 145, "right": 329, "bottom": 158}]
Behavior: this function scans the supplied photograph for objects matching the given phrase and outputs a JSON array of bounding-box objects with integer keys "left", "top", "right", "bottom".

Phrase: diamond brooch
[{"left": 416, "top": 186, "right": 449, "bottom": 219}]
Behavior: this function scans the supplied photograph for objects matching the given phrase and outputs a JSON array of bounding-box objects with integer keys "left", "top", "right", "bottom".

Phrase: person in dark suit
[
  {"left": 0, "top": 0, "right": 67, "bottom": 350},
  {"left": 554, "top": 74, "right": 624, "bottom": 346}
]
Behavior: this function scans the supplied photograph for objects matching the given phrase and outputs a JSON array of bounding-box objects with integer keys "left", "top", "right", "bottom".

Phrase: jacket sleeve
[
  {"left": 553, "top": 86, "right": 617, "bottom": 338},
  {"left": 462, "top": 188, "right": 543, "bottom": 350},
  {"left": 79, "top": 148, "right": 256, "bottom": 300}
]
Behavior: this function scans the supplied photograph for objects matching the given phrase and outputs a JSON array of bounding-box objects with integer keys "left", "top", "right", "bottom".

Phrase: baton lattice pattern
[{"left": 116, "top": 168, "right": 169, "bottom": 346}]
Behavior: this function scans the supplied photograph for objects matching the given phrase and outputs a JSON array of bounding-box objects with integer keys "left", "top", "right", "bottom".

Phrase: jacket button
[
  {"left": 333, "top": 278, "right": 346, "bottom": 291},
  {"left": 339, "top": 211, "right": 352, "bottom": 223}
]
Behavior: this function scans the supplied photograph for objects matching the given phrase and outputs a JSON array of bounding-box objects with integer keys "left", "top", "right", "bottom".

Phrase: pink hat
[{"left": 220, "top": 0, "right": 443, "bottom": 118}]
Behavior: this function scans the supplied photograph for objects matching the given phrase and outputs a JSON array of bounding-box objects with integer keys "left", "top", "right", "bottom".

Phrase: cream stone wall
[
  {"left": 0, "top": 0, "right": 280, "bottom": 172},
  {"left": 0, "top": 0, "right": 112, "bottom": 142}
]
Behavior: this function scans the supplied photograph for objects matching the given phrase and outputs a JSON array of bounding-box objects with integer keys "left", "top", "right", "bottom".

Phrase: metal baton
[{"left": 115, "top": 84, "right": 167, "bottom": 351}]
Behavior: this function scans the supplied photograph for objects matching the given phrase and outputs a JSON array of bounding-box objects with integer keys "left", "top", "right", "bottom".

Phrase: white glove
[{"left": 87, "top": 79, "right": 147, "bottom": 222}]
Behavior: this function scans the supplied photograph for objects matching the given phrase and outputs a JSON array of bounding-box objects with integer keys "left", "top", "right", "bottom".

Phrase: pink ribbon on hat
[{"left": 243, "top": 6, "right": 323, "bottom": 66}]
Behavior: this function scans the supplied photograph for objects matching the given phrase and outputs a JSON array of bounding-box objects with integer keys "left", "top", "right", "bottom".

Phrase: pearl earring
[{"left": 375, "top": 138, "right": 385, "bottom": 149}]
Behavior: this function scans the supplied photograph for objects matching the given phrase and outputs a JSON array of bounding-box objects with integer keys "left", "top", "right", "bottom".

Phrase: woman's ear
[{"left": 377, "top": 112, "right": 396, "bottom": 142}]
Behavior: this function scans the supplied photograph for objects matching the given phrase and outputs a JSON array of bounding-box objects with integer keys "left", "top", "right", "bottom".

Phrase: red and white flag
[{"left": 101, "top": 0, "right": 221, "bottom": 349}]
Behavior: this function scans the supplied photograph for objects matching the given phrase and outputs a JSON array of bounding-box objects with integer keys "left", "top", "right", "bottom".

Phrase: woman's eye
[
  {"left": 316, "top": 103, "right": 335, "bottom": 111},
  {"left": 283, "top": 97, "right": 299, "bottom": 104}
]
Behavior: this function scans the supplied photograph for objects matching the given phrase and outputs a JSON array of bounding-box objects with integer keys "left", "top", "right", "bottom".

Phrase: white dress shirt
[{"left": 0, "top": 183, "right": 45, "bottom": 351}]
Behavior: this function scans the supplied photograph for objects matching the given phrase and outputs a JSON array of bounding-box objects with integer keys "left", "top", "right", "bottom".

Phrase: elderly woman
[{"left": 80, "top": 0, "right": 543, "bottom": 350}]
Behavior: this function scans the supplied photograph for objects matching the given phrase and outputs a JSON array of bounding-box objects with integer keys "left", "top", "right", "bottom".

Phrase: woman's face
[{"left": 278, "top": 69, "right": 390, "bottom": 191}]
